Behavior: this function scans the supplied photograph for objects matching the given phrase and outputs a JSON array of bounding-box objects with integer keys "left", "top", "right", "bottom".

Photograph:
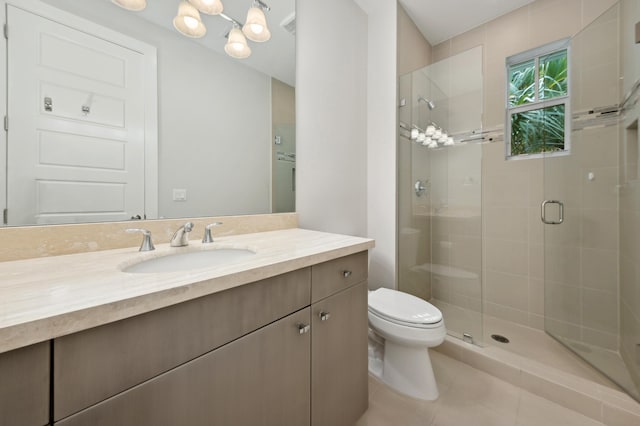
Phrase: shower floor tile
[
  {"left": 483, "top": 315, "right": 619, "bottom": 389},
  {"left": 356, "top": 350, "right": 605, "bottom": 426}
]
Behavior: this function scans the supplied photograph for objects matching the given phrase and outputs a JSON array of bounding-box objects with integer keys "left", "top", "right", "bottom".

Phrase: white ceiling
[{"left": 399, "top": 0, "right": 536, "bottom": 46}]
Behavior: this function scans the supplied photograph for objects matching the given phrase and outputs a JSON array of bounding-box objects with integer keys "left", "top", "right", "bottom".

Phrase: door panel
[{"left": 7, "top": 5, "right": 145, "bottom": 225}]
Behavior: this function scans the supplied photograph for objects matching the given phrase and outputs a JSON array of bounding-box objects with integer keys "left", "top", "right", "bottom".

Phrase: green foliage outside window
[{"left": 508, "top": 48, "right": 568, "bottom": 156}]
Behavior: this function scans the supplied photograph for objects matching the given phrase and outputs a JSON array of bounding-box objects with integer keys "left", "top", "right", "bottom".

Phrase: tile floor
[{"left": 356, "top": 351, "right": 606, "bottom": 426}]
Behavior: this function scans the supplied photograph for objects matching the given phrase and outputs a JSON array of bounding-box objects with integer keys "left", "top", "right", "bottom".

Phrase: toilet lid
[{"left": 368, "top": 288, "right": 442, "bottom": 326}]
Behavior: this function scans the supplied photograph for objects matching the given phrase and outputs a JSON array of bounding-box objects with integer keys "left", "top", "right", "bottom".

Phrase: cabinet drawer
[
  {"left": 0, "top": 342, "right": 50, "bottom": 426},
  {"left": 54, "top": 267, "right": 310, "bottom": 421},
  {"left": 56, "top": 308, "right": 312, "bottom": 426},
  {"left": 311, "top": 251, "right": 368, "bottom": 303}
]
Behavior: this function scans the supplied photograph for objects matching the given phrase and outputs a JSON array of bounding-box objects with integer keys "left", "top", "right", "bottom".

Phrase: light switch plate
[{"left": 173, "top": 189, "right": 187, "bottom": 201}]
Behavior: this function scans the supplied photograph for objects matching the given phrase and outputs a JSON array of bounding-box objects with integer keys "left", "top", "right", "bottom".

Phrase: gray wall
[{"left": 296, "top": 0, "right": 368, "bottom": 237}]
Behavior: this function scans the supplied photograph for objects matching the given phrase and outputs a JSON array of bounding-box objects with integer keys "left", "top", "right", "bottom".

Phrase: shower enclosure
[
  {"left": 397, "top": 0, "right": 640, "bottom": 402},
  {"left": 397, "top": 46, "right": 484, "bottom": 345}
]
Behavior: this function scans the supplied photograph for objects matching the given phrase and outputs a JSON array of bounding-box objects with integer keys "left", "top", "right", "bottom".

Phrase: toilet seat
[{"left": 368, "top": 288, "right": 442, "bottom": 329}]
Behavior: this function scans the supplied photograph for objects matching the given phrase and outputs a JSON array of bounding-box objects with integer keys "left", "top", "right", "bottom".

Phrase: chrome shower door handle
[{"left": 541, "top": 200, "right": 564, "bottom": 224}]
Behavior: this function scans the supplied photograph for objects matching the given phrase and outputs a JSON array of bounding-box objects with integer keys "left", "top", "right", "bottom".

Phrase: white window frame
[{"left": 505, "top": 38, "right": 571, "bottom": 160}]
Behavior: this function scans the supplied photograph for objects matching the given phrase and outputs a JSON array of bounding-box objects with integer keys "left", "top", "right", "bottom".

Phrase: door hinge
[
  {"left": 3, "top": 208, "right": 7, "bottom": 225},
  {"left": 3, "top": 116, "right": 7, "bottom": 131},
  {"left": 3, "top": 24, "right": 7, "bottom": 40}
]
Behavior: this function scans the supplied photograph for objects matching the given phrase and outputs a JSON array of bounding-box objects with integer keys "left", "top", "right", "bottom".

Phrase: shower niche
[{"left": 397, "top": 46, "right": 484, "bottom": 345}]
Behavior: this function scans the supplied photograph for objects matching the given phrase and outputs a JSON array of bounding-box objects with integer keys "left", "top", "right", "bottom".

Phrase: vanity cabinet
[
  {"left": 56, "top": 308, "right": 311, "bottom": 426},
  {"left": 49, "top": 250, "right": 368, "bottom": 425},
  {"left": 53, "top": 268, "right": 311, "bottom": 421},
  {"left": 0, "top": 342, "right": 50, "bottom": 426}
]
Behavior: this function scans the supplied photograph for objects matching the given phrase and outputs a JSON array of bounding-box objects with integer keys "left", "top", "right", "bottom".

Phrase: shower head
[{"left": 418, "top": 97, "right": 436, "bottom": 110}]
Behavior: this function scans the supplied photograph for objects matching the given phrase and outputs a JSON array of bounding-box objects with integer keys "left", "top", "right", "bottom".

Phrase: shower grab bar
[{"left": 541, "top": 200, "right": 564, "bottom": 225}]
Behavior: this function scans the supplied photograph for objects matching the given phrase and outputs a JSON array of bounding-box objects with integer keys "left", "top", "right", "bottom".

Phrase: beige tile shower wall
[
  {"left": 0, "top": 213, "right": 298, "bottom": 263},
  {"left": 397, "top": 4, "right": 431, "bottom": 76},
  {"left": 397, "top": 2, "right": 433, "bottom": 299},
  {"left": 434, "top": 0, "right": 618, "bottom": 331}
]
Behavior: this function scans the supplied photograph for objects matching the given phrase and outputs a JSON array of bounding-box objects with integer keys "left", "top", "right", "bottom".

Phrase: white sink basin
[{"left": 123, "top": 248, "right": 256, "bottom": 274}]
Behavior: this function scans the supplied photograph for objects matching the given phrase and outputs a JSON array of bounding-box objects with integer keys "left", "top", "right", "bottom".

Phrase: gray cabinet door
[
  {"left": 54, "top": 268, "right": 310, "bottom": 420},
  {"left": 56, "top": 307, "right": 311, "bottom": 426},
  {"left": 311, "top": 282, "right": 368, "bottom": 426},
  {"left": 0, "top": 342, "right": 50, "bottom": 426}
]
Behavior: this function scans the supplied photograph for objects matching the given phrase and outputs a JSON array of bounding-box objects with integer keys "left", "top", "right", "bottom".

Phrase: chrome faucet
[
  {"left": 170, "top": 222, "right": 194, "bottom": 247},
  {"left": 126, "top": 228, "right": 155, "bottom": 252},
  {"left": 202, "top": 222, "right": 223, "bottom": 244}
]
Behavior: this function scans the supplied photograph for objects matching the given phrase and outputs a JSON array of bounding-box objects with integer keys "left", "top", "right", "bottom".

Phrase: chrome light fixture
[
  {"left": 243, "top": 1, "right": 271, "bottom": 42},
  {"left": 174, "top": 1, "right": 207, "bottom": 38},
  {"left": 189, "top": 0, "right": 224, "bottom": 16},
  {"left": 111, "top": 0, "right": 147, "bottom": 11},
  {"left": 225, "top": 24, "right": 251, "bottom": 59},
  {"left": 112, "top": 0, "right": 272, "bottom": 59}
]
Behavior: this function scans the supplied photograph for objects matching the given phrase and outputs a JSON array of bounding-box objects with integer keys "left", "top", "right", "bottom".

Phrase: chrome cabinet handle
[
  {"left": 342, "top": 270, "right": 352, "bottom": 278},
  {"left": 298, "top": 324, "right": 311, "bottom": 335},
  {"left": 541, "top": 200, "right": 564, "bottom": 225},
  {"left": 319, "top": 311, "right": 331, "bottom": 321}
]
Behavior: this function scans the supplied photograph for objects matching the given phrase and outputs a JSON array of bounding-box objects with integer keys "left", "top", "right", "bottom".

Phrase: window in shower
[{"left": 506, "top": 39, "right": 570, "bottom": 158}]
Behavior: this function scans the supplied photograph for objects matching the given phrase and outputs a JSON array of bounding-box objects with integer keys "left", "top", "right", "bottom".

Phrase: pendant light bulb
[
  {"left": 242, "top": 5, "right": 271, "bottom": 42},
  {"left": 173, "top": 1, "right": 207, "bottom": 38},
  {"left": 225, "top": 25, "right": 252, "bottom": 59},
  {"left": 189, "top": 0, "right": 224, "bottom": 15},
  {"left": 111, "top": 0, "right": 147, "bottom": 11}
]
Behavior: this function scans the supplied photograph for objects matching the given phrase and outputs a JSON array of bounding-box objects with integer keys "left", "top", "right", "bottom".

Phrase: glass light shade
[
  {"left": 425, "top": 125, "right": 435, "bottom": 136},
  {"left": 410, "top": 128, "right": 419, "bottom": 140},
  {"left": 433, "top": 129, "right": 442, "bottom": 139},
  {"left": 189, "top": 0, "right": 223, "bottom": 15},
  {"left": 242, "top": 6, "right": 271, "bottom": 42},
  {"left": 112, "top": 0, "right": 147, "bottom": 11},
  {"left": 445, "top": 137, "right": 455, "bottom": 146},
  {"left": 417, "top": 132, "right": 426, "bottom": 143},
  {"left": 173, "top": 1, "right": 207, "bottom": 38},
  {"left": 428, "top": 141, "right": 438, "bottom": 149},
  {"left": 225, "top": 27, "right": 252, "bottom": 59},
  {"left": 439, "top": 133, "right": 448, "bottom": 143},
  {"left": 422, "top": 137, "right": 432, "bottom": 147}
]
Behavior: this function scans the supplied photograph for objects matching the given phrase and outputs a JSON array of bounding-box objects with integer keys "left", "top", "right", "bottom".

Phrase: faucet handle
[
  {"left": 126, "top": 228, "right": 155, "bottom": 252},
  {"left": 202, "top": 222, "right": 223, "bottom": 244}
]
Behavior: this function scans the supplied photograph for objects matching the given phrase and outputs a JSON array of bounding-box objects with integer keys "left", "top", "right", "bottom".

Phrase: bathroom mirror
[{"left": 1, "top": 0, "right": 295, "bottom": 226}]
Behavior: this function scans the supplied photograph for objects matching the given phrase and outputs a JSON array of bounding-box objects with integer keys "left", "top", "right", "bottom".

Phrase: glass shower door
[
  {"left": 543, "top": 1, "right": 640, "bottom": 401},
  {"left": 397, "top": 46, "right": 484, "bottom": 346}
]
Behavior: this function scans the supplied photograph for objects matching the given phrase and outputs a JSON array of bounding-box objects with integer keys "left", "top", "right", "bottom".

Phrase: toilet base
[{"left": 381, "top": 340, "right": 439, "bottom": 401}]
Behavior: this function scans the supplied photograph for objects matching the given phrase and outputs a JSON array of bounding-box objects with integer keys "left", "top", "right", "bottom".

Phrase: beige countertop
[{"left": 0, "top": 228, "right": 374, "bottom": 354}]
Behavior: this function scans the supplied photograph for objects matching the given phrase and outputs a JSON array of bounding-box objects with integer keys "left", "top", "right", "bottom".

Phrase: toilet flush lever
[{"left": 319, "top": 311, "right": 331, "bottom": 321}]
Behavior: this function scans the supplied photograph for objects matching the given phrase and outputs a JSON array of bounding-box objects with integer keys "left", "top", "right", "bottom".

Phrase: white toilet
[{"left": 367, "top": 287, "right": 446, "bottom": 400}]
